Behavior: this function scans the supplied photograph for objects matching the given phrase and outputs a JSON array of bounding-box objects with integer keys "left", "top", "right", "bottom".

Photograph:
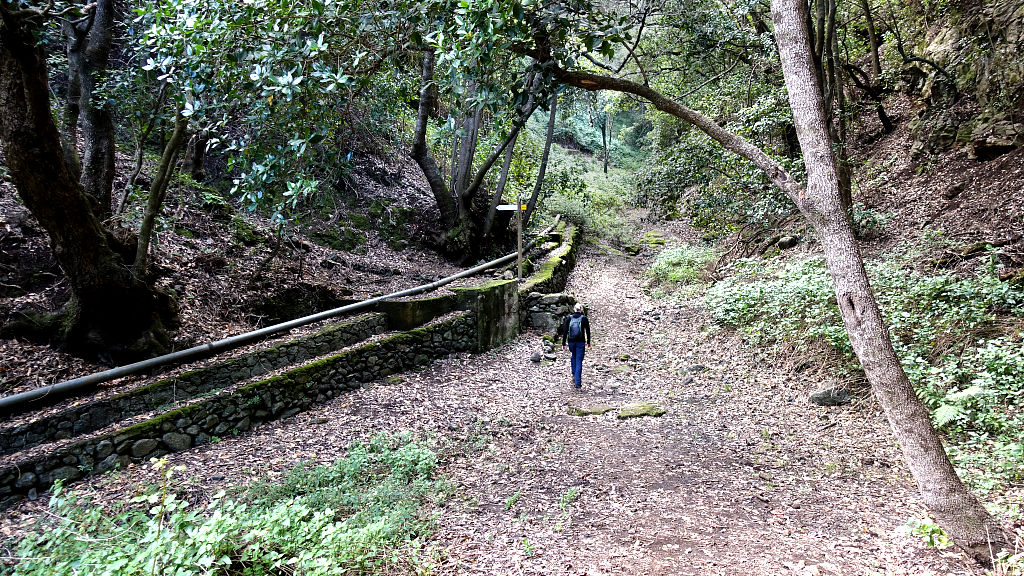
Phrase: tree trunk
[
  {"left": 410, "top": 51, "right": 459, "bottom": 230},
  {"left": 860, "top": 0, "right": 882, "bottom": 77},
  {"left": 524, "top": 94, "right": 557, "bottom": 228},
  {"left": 76, "top": 0, "right": 117, "bottom": 220},
  {"left": 61, "top": 18, "right": 83, "bottom": 179},
  {"left": 602, "top": 112, "right": 609, "bottom": 174},
  {"left": 482, "top": 137, "right": 517, "bottom": 239},
  {"left": 0, "top": 10, "right": 172, "bottom": 362},
  {"left": 182, "top": 132, "right": 210, "bottom": 181},
  {"left": 771, "top": 0, "right": 1008, "bottom": 562},
  {"left": 134, "top": 111, "right": 187, "bottom": 276}
]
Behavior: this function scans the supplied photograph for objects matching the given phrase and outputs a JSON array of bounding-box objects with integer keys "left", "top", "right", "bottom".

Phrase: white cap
[{"left": 573, "top": 302, "right": 584, "bottom": 312}]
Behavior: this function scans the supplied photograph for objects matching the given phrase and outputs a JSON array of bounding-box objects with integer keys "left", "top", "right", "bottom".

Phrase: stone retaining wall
[
  {"left": 0, "top": 313, "right": 389, "bottom": 457},
  {"left": 0, "top": 313, "right": 475, "bottom": 507},
  {"left": 519, "top": 222, "right": 583, "bottom": 331}
]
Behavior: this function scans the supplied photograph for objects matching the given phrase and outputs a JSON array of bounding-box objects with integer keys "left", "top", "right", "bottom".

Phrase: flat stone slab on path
[{"left": 616, "top": 401, "right": 667, "bottom": 419}]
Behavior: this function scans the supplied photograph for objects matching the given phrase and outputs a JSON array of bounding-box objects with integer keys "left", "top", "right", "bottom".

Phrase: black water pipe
[{"left": 0, "top": 251, "right": 522, "bottom": 414}]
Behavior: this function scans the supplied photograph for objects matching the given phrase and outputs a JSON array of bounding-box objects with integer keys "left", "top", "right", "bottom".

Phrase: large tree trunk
[
  {"left": 76, "top": 0, "right": 117, "bottom": 220},
  {"left": 0, "top": 6, "right": 172, "bottom": 362},
  {"left": 771, "top": 0, "right": 1008, "bottom": 562},
  {"left": 410, "top": 51, "right": 459, "bottom": 231},
  {"left": 411, "top": 51, "right": 541, "bottom": 257}
]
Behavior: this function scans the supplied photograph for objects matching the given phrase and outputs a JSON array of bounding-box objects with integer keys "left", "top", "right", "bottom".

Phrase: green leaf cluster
[
  {"left": 702, "top": 252, "right": 1024, "bottom": 495},
  {"left": 10, "top": 435, "right": 445, "bottom": 576}
]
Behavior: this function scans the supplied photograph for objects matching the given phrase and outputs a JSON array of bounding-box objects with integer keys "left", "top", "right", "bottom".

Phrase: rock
[
  {"left": 95, "top": 440, "right": 114, "bottom": 459},
  {"left": 131, "top": 438, "right": 159, "bottom": 458},
  {"left": 46, "top": 466, "right": 82, "bottom": 484},
  {"left": 162, "top": 432, "right": 192, "bottom": 452},
  {"left": 96, "top": 454, "right": 129, "bottom": 473},
  {"left": 567, "top": 404, "right": 616, "bottom": 416},
  {"left": 530, "top": 352, "right": 542, "bottom": 363},
  {"left": 777, "top": 236, "right": 799, "bottom": 250},
  {"left": 943, "top": 181, "right": 964, "bottom": 200},
  {"left": 14, "top": 472, "right": 37, "bottom": 489},
  {"left": 502, "top": 270, "right": 514, "bottom": 280},
  {"left": 543, "top": 353, "right": 557, "bottom": 361},
  {"left": 687, "top": 364, "right": 707, "bottom": 374},
  {"left": 617, "top": 402, "right": 667, "bottom": 419},
  {"left": 680, "top": 376, "right": 694, "bottom": 385},
  {"left": 809, "top": 387, "right": 852, "bottom": 406}
]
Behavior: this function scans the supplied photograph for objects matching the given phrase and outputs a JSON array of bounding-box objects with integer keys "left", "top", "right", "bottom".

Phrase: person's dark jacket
[{"left": 561, "top": 312, "right": 591, "bottom": 345}]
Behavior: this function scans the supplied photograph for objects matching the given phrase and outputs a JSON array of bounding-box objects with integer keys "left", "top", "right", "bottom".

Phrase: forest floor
[{"left": 0, "top": 213, "right": 987, "bottom": 576}]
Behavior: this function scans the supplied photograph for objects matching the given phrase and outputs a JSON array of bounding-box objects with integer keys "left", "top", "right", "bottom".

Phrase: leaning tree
[{"left": 438, "top": 0, "right": 1009, "bottom": 562}]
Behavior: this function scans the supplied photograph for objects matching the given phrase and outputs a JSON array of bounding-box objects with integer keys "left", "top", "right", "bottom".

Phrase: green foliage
[
  {"left": 132, "top": 0, "right": 416, "bottom": 219},
  {"left": 536, "top": 152, "right": 631, "bottom": 243},
  {"left": 11, "top": 436, "right": 445, "bottom": 576},
  {"left": 851, "top": 202, "right": 894, "bottom": 240},
  {"left": 703, "top": 252, "right": 1024, "bottom": 493},
  {"left": 901, "top": 517, "right": 952, "bottom": 549},
  {"left": 647, "top": 246, "right": 720, "bottom": 284},
  {"left": 634, "top": 115, "right": 801, "bottom": 232}
]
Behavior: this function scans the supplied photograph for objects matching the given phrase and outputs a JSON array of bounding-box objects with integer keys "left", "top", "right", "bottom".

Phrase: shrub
[
  {"left": 647, "top": 246, "right": 720, "bottom": 284},
  {"left": 11, "top": 435, "right": 445, "bottom": 576},
  {"left": 703, "top": 253, "right": 1024, "bottom": 493}
]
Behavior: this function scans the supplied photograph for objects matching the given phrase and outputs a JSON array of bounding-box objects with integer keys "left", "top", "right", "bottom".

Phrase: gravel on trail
[{"left": 0, "top": 224, "right": 983, "bottom": 576}]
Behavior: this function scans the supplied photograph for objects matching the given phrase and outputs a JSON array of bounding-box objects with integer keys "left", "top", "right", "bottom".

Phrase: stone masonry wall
[
  {"left": 519, "top": 222, "right": 583, "bottom": 332},
  {"left": 0, "top": 313, "right": 473, "bottom": 506},
  {"left": 0, "top": 313, "right": 389, "bottom": 458}
]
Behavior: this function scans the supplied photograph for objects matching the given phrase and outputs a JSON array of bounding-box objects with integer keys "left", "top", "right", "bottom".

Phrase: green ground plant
[
  {"left": 9, "top": 435, "right": 446, "bottom": 576},
  {"left": 647, "top": 245, "right": 720, "bottom": 285},
  {"left": 701, "top": 251, "right": 1024, "bottom": 499}
]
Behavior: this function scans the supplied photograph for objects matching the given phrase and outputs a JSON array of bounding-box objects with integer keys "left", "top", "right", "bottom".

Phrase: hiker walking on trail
[{"left": 561, "top": 302, "right": 591, "bottom": 390}]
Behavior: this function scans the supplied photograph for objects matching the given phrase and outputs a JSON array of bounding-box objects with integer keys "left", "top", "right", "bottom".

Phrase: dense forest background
[{"left": 1, "top": 0, "right": 1022, "bottom": 571}]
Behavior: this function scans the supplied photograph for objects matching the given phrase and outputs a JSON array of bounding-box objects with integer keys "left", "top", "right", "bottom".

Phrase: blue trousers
[{"left": 568, "top": 341, "right": 586, "bottom": 387}]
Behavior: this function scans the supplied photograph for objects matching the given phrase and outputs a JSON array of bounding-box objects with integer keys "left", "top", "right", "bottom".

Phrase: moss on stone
[
  {"left": 232, "top": 215, "right": 263, "bottom": 246},
  {"left": 567, "top": 404, "right": 616, "bottom": 416},
  {"left": 643, "top": 231, "right": 667, "bottom": 247},
  {"left": 309, "top": 227, "right": 366, "bottom": 251},
  {"left": 377, "top": 296, "right": 456, "bottom": 330},
  {"left": 617, "top": 402, "right": 666, "bottom": 419},
  {"left": 113, "top": 402, "right": 206, "bottom": 442}
]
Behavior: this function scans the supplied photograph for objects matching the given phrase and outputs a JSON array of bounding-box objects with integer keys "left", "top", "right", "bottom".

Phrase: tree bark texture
[
  {"left": 134, "top": 111, "right": 187, "bottom": 276},
  {"left": 771, "top": 0, "right": 1008, "bottom": 562},
  {"left": 77, "top": 0, "right": 116, "bottom": 219},
  {"left": 410, "top": 51, "right": 459, "bottom": 230},
  {"left": 524, "top": 94, "right": 557, "bottom": 228},
  {"left": 0, "top": 7, "right": 171, "bottom": 361}
]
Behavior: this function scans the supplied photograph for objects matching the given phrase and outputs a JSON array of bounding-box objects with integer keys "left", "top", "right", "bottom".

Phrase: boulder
[{"left": 809, "top": 387, "right": 852, "bottom": 406}]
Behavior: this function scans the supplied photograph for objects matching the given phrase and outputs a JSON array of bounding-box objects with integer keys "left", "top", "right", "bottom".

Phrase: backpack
[{"left": 568, "top": 315, "right": 583, "bottom": 340}]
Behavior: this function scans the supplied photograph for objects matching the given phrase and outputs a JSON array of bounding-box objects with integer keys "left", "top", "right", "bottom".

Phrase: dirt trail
[{"left": 0, "top": 221, "right": 983, "bottom": 575}]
